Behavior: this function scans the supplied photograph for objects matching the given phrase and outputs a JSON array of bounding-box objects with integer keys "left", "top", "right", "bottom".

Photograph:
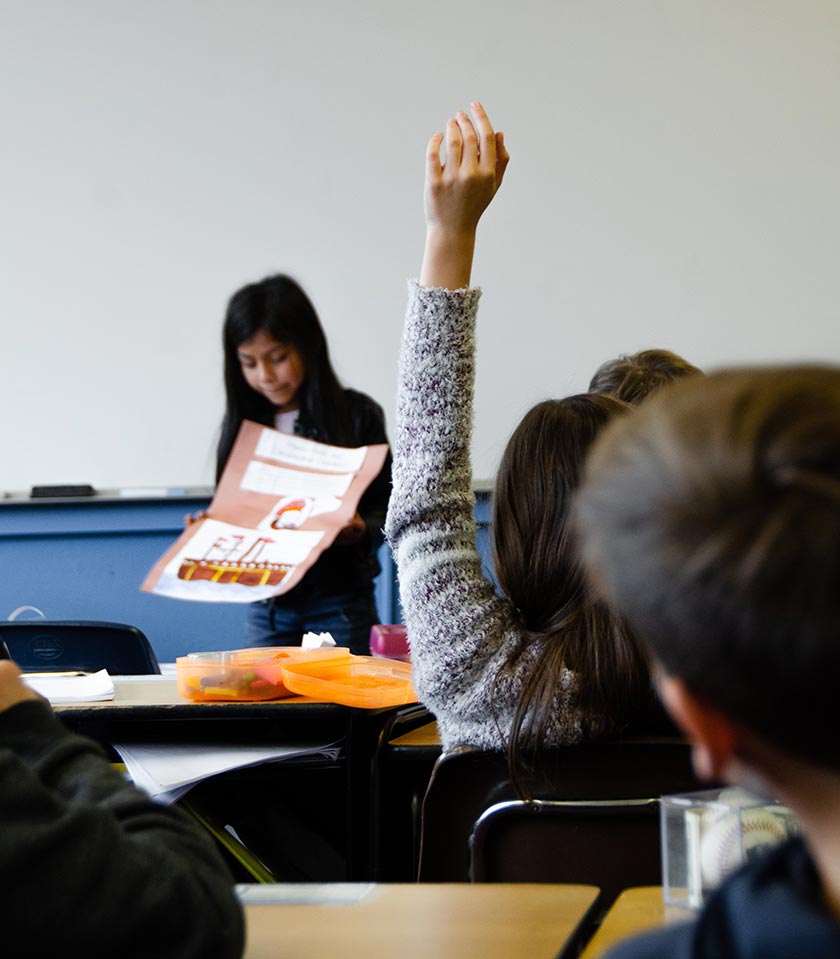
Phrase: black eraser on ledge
[{"left": 30, "top": 484, "right": 97, "bottom": 498}]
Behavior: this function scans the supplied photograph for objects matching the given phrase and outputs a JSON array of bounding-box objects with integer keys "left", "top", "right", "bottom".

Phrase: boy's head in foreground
[{"left": 574, "top": 365, "right": 840, "bottom": 786}]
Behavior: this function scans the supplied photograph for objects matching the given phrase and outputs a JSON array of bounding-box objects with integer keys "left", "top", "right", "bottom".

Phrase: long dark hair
[
  {"left": 217, "top": 274, "right": 351, "bottom": 479},
  {"left": 492, "top": 395, "right": 652, "bottom": 796}
]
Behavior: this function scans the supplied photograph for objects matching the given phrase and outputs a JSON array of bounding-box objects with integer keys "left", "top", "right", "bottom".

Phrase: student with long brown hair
[{"left": 385, "top": 103, "right": 664, "bottom": 791}]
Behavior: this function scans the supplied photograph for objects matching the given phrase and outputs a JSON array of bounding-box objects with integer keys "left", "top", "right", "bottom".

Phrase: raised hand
[{"left": 420, "top": 101, "right": 510, "bottom": 290}]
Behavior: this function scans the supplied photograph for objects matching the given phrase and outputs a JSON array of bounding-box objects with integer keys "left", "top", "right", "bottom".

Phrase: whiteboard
[{"left": 2, "top": 0, "right": 839, "bottom": 493}]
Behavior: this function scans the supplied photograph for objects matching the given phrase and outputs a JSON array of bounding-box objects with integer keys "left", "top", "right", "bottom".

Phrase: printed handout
[{"left": 141, "top": 421, "right": 388, "bottom": 603}]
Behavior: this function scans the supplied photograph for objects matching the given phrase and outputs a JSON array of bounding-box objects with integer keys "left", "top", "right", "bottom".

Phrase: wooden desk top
[
  {"left": 54, "top": 676, "right": 337, "bottom": 711},
  {"left": 580, "top": 887, "right": 695, "bottom": 959},
  {"left": 51, "top": 676, "right": 366, "bottom": 750},
  {"left": 243, "top": 883, "right": 600, "bottom": 959},
  {"left": 388, "top": 720, "right": 440, "bottom": 748}
]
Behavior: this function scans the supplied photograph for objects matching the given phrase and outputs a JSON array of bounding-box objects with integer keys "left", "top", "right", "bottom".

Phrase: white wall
[{"left": 2, "top": 0, "right": 839, "bottom": 492}]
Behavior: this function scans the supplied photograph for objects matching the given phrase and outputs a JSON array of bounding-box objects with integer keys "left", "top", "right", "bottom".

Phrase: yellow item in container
[
  {"left": 176, "top": 646, "right": 352, "bottom": 702},
  {"left": 280, "top": 654, "right": 418, "bottom": 709}
]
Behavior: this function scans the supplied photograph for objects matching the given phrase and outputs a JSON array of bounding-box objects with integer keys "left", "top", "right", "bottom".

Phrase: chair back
[
  {"left": 417, "top": 738, "right": 711, "bottom": 883},
  {"left": 470, "top": 798, "right": 662, "bottom": 906},
  {"left": 0, "top": 620, "right": 161, "bottom": 674}
]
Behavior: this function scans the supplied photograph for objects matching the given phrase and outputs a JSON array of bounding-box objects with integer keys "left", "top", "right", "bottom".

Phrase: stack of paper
[
  {"left": 113, "top": 741, "right": 343, "bottom": 804},
  {"left": 22, "top": 669, "right": 114, "bottom": 703}
]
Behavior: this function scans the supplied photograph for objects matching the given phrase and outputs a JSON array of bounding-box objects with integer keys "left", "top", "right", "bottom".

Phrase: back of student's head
[
  {"left": 494, "top": 395, "right": 624, "bottom": 627},
  {"left": 574, "top": 365, "right": 840, "bottom": 772},
  {"left": 589, "top": 349, "right": 701, "bottom": 405},
  {"left": 493, "top": 394, "right": 653, "bottom": 788}
]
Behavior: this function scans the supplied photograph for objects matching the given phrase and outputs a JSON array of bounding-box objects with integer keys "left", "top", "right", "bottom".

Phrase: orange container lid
[
  {"left": 280, "top": 654, "right": 418, "bottom": 709},
  {"left": 176, "top": 646, "right": 351, "bottom": 702},
  {"left": 233, "top": 646, "right": 351, "bottom": 683}
]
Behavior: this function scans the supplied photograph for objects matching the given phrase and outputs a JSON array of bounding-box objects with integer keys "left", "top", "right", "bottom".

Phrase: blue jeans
[{"left": 245, "top": 587, "right": 378, "bottom": 657}]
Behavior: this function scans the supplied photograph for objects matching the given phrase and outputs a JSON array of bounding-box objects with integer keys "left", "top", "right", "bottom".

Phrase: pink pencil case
[{"left": 368, "top": 624, "right": 410, "bottom": 662}]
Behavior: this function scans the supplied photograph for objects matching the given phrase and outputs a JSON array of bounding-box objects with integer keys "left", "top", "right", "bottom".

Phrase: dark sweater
[
  {"left": 292, "top": 387, "right": 392, "bottom": 597},
  {"left": 0, "top": 699, "right": 244, "bottom": 957}
]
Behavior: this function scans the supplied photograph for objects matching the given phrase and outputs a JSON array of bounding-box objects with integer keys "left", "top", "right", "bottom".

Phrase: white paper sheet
[
  {"left": 22, "top": 668, "right": 114, "bottom": 703},
  {"left": 113, "top": 741, "right": 343, "bottom": 804},
  {"left": 254, "top": 429, "right": 367, "bottom": 473}
]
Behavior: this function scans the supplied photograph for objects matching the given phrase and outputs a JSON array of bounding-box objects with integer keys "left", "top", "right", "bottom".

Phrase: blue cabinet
[{"left": 0, "top": 488, "right": 494, "bottom": 663}]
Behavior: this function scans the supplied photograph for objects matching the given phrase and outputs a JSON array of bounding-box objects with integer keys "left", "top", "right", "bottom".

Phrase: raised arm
[
  {"left": 385, "top": 104, "right": 523, "bottom": 751},
  {"left": 419, "top": 101, "right": 509, "bottom": 290}
]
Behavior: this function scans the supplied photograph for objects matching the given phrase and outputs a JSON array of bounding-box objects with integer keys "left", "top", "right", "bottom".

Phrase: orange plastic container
[
  {"left": 280, "top": 655, "right": 418, "bottom": 708},
  {"left": 176, "top": 646, "right": 352, "bottom": 702}
]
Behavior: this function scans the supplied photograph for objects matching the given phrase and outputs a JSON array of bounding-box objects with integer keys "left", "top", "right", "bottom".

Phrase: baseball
[{"left": 699, "top": 806, "right": 789, "bottom": 888}]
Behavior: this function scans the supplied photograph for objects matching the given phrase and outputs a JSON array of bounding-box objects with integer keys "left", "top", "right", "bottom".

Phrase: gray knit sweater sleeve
[{"left": 386, "top": 282, "right": 580, "bottom": 752}]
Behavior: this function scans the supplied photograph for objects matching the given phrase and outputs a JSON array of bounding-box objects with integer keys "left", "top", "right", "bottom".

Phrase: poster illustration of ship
[{"left": 142, "top": 421, "right": 389, "bottom": 603}]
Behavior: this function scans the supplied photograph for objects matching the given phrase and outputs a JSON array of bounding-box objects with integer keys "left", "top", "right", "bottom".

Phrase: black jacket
[
  {"left": 1, "top": 700, "right": 244, "bottom": 957},
  {"left": 290, "top": 388, "right": 392, "bottom": 598}
]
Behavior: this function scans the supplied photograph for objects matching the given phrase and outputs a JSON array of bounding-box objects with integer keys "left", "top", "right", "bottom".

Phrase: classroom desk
[
  {"left": 57, "top": 676, "right": 342, "bottom": 715},
  {"left": 579, "top": 886, "right": 695, "bottom": 959},
  {"left": 54, "top": 677, "right": 430, "bottom": 881},
  {"left": 242, "top": 882, "right": 601, "bottom": 959},
  {"left": 388, "top": 719, "right": 440, "bottom": 748}
]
